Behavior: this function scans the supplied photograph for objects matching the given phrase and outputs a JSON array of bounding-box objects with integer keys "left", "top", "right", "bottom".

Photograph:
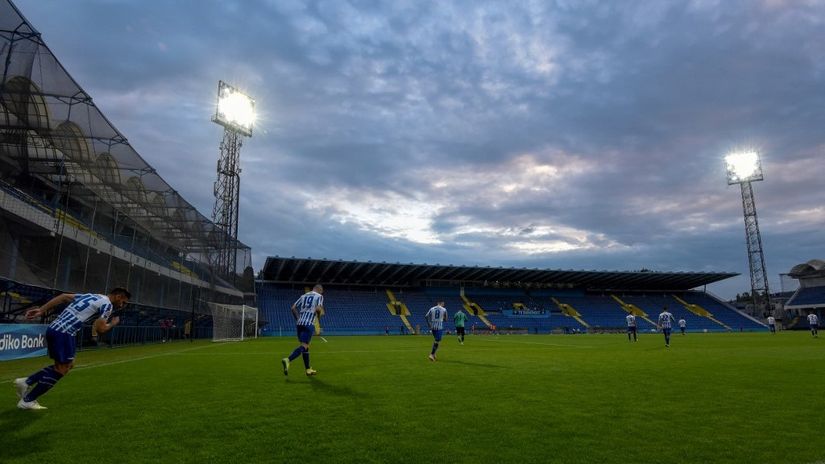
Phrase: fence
[
  {"left": 1, "top": 276, "right": 215, "bottom": 352},
  {"left": 73, "top": 324, "right": 213, "bottom": 351}
]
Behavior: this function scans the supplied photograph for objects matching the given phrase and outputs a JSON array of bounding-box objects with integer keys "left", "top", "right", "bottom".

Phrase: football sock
[
  {"left": 302, "top": 351, "right": 310, "bottom": 369},
  {"left": 26, "top": 365, "right": 55, "bottom": 385},
  {"left": 24, "top": 368, "right": 63, "bottom": 402},
  {"left": 431, "top": 342, "right": 439, "bottom": 355},
  {"left": 288, "top": 346, "right": 305, "bottom": 362}
]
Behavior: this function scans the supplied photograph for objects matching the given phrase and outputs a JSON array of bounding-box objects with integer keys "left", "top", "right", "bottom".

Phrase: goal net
[{"left": 208, "top": 303, "right": 259, "bottom": 342}]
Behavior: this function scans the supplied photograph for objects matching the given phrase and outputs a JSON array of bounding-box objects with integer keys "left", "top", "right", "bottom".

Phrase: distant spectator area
[
  {"left": 784, "top": 259, "right": 825, "bottom": 309},
  {"left": 255, "top": 257, "right": 765, "bottom": 335},
  {"left": 785, "top": 287, "right": 825, "bottom": 308}
]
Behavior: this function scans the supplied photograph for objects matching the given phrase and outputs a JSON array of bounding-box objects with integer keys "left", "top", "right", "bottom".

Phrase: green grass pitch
[{"left": 1, "top": 332, "right": 823, "bottom": 463}]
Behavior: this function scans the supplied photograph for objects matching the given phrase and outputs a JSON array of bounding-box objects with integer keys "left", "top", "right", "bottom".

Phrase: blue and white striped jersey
[
  {"left": 658, "top": 311, "right": 675, "bottom": 329},
  {"left": 808, "top": 314, "right": 819, "bottom": 326},
  {"left": 425, "top": 305, "right": 447, "bottom": 330},
  {"left": 678, "top": 319, "right": 686, "bottom": 328},
  {"left": 49, "top": 294, "right": 113, "bottom": 336},
  {"left": 294, "top": 291, "right": 323, "bottom": 326},
  {"left": 626, "top": 314, "right": 636, "bottom": 327}
]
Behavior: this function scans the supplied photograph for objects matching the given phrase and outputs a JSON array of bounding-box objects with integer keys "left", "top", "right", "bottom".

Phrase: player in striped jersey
[
  {"left": 625, "top": 313, "right": 637, "bottom": 342},
  {"left": 807, "top": 312, "right": 819, "bottom": 338},
  {"left": 657, "top": 307, "right": 675, "bottom": 348},
  {"left": 425, "top": 300, "right": 448, "bottom": 361},
  {"left": 282, "top": 285, "right": 324, "bottom": 376},
  {"left": 766, "top": 315, "right": 776, "bottom": 334},
  {"left": 14, "top": 287, "right": 130, "bottom": 410}
]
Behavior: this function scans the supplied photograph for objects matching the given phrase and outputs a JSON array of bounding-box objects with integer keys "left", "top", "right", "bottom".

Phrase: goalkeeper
[{"left": 453, "top": 308, "right": 467, "bottom": 345}]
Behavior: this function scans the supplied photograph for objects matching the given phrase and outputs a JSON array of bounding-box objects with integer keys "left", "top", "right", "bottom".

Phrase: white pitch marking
[
  {"left": 474, "top": 337, "right": 596, "bottom": 349},
  {"left": 2, "top": 344, "right": 220, "bottom": 383},
  {"left": 72, "top": 343, "right": 222, "bottom": 371},
  {"left": 174, "top": 348, "right": 423, "bottom": 355}
]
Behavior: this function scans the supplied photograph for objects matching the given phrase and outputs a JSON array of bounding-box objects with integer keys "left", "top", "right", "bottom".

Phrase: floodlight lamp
[
  {"left": 725, "top": 151, "right": 763, "bottom": 184},
  {"left": 213, "top": 81, "right": 255, "bottom": 137}
]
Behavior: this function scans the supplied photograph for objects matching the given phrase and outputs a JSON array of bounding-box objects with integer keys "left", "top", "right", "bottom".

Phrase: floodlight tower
[
  {"left": 725, "top": 151, "right": 771, "bottom": 317},
  {"left": 211, "top": 81, "right": 255, "bottom": 280}
]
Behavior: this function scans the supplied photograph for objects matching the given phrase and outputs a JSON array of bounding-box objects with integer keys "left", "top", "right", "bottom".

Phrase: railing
[
  {"left": 74, "top": 324, "right": 213, "bottom": 351},
  {"left": 0, "top": 180, "right": 201, "bottom": 275}
]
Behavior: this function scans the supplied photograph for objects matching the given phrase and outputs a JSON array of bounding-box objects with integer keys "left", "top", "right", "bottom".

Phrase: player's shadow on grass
[
  {"left": 0, "top": 407, "right": 50, "bottom": 460},
  {"left": 303, "top": 377, "right": 369, "bottom": 399},
  {"left": 438, "top": 359, "right": 508, "bottom": 369}
]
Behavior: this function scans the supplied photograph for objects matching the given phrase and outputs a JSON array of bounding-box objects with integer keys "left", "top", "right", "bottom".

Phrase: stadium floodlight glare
[
  {"left": 211, "top": 80, "right": 254, "bottom": 279},
  {"left": 212, "top": 80, "right": 255, "bottom": 137},
  {"left": 725, "top": 151, "right": 763, "bottom": 184},
  {"left": 725, "top": 148, "right": 771, "bottom": 318}
]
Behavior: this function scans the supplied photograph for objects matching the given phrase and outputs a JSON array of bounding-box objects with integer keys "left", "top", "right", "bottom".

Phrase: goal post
[{"left": 208, "top": 302, "right": 259, "bottom": 342}]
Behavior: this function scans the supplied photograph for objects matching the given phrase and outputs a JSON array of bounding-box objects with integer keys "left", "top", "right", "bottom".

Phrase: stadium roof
[
  {"left": 0, "top": 0, "right": 248, "bottom": 255},
  {"left": 260, "top": 256, "right": 737, "bottom": 291},
  {"left": 788, "top": 259, "right": 825, "bottom": 279}
]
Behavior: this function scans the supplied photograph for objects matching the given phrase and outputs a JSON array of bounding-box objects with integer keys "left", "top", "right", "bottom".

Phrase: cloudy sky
[{"left": 15, "top": 0, "right": 825, "bottom": 298}]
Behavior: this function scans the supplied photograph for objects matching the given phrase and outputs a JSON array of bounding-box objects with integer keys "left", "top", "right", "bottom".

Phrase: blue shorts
[
  {"left": 296, "top": 325, "right": 314, "bottom": 344},
  {"left": 662, "top": 328, "right": 672, "bottom": 336},
  {"left": 46, "top": 328, "right": 76, "bottom": 364},
  {"left": 432, "top": 329, "right": 443, "bottom": 342},
  {"left": 627, "top": 326, "right": 637, "bottom": 333}
]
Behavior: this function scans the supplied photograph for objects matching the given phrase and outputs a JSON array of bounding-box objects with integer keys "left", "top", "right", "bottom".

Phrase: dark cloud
[{"left": 16, "top": 0, "right": 825, "bottom": 298}]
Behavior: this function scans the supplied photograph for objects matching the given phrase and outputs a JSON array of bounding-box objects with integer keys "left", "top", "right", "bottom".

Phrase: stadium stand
[
  {"left": 787, "top": 287, "right": 825, "bottom": 306},
  {"left": 395, "top": 289, "right": 442, "bottom": 333},
  {"left": 783, "top": 260, "right": 825, "bottom": 327},
  {"left": 679, "top": 292, "right": 765, "bottom": 330},
  {"left": 257, "top": 257, "right": 765, "bottom": 335},
  {"left": 553, "top": 294, "right": 628, "bottom": 329},
  {"left": 0, "top": 277, "right": 54, "bottom": 322},
  {"left": 321, "top": 288, "right": 399, "bottom": 333},
  {"left": 620, "top": 294, "right": 721, "bottom": 331},
  {"left": 0, "top": 1, "right": 253, "bottom": 350}
]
